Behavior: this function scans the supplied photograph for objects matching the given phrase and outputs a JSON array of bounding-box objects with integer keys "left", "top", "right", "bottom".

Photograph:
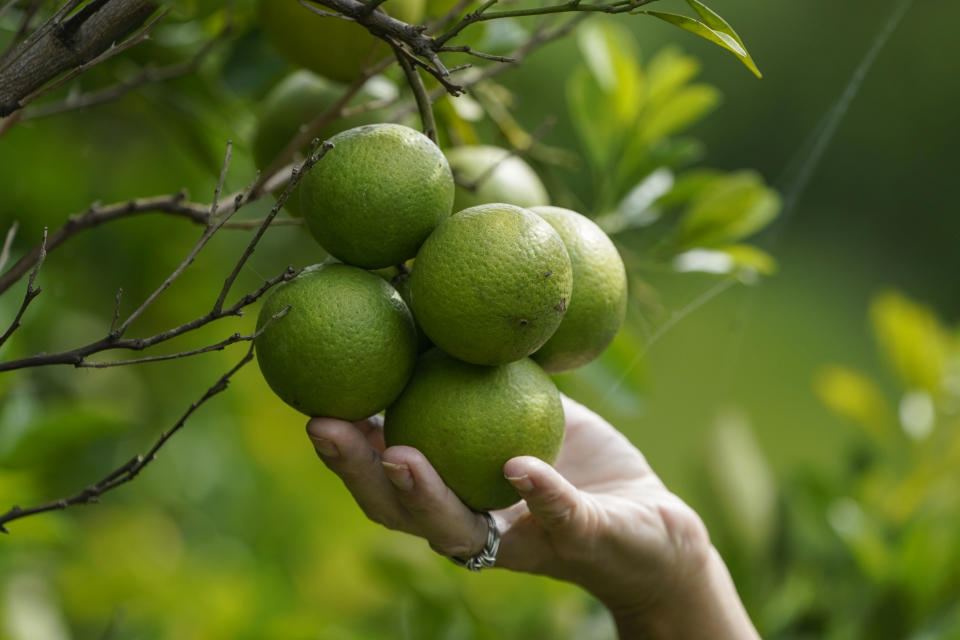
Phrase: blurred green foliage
[
  {"left": 697, "top": 291, "right": 960, "bottom": 639},
  {"left": 1, "top": 1, "right": 957, "bottom": 639}
]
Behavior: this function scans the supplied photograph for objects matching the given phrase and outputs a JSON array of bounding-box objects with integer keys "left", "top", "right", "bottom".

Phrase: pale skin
[{"left": 306, "top": 396, "right": 761, "bottom": 639}]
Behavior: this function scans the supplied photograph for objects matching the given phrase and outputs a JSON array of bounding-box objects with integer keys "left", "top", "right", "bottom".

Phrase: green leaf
[
  {"left": 814, "top": 365, "right": 894, "bottom": 442},
  {"left": 684, "top": 0, "right": 761, "bottom": 75},
  {"left": 639, "top": 83, "right": 721, "bottom": 143},
  {"left": 705, "top": 411, "right": 777, "bottom": 551},
  {"left": 645, "top": 46, "right": 702, "bottom": 109},
  {"left": 641, "top": 9, "right": 762, "bottom": 78},
  {"left": 720, "top": 244, "right": 778, "bottom": 275},
  {"left": 676, "top": 170, "right": 781, "bottom": 248},
  {"left": 870, "top": 291, "right": 950, "bottom": 393},
  {"left": 568, "top": 21, "right": 646, "bottom": 170}
]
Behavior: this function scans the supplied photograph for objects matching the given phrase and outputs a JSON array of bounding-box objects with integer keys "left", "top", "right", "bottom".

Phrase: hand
[{"left": 306, "top": 396, "right": 759, "bottom": 639}]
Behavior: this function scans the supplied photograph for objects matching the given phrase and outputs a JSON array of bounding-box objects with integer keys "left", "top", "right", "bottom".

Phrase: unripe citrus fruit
[
  {"left": 409, "top": 203, "right": 572, "bottom": 365},
  {"left": 446, "top": 145, "right": 550, "bottom": 211},
  {"left": 259, "top": 0, "right": 424, "bottom": 84},
  {"left": 255, "top": 263, "right": 417, "bottom": 419},
  {"left": 300, "top": 123, "right": 454, "bottom": 269},
  {"left": 385, "top": 349, "right": 565, "bottom": 511},
  {"left": 252, "top": 71, "right": 379, "bottom": 216},
  {"left": 529, "top": 206, "right": 628, "bottom": 373}
]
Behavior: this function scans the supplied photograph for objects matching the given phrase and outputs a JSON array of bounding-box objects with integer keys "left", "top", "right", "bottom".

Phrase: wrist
[{"left": 606, "top": 547, "right": 759, "bottom": 640}]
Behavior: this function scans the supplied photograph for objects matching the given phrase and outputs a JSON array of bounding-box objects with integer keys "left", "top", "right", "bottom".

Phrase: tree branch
[
  {"left": 0, "top": 228, "right": 46, "bottom": 350},
  {"left": 0, "top": 167, "right": 297, "bottom": 298},
  {"left": 16, "top": 5, "right": 170, "bottom": 111},
  {"left": 0, "top": 338, "right": 270, "bottom": 534},
  {"left": 0, "top": 0, "right": 160, "bottom": 117},
  {"left": 392, "top": 42, "right": 437, "bottom": 143},
  {"left": 0, "top": 143, "right": 331, "bottom": 372}
]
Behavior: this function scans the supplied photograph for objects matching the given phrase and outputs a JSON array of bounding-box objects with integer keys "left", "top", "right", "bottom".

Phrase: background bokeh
[{"left": 1, "top": 0, "right": 959, "bottom": 638}]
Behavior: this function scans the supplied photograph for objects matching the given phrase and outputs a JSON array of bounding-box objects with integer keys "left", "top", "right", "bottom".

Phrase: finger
[
  {"left": 353, "top": 414, "right": 386, "bottom": 453},
  {"left": 504, "top": 456, "right": 582, "bottom": 530},
  {"left": 380, "top": 445, "right": 489, "bottom": 559},
  {"left": 306, "top": 417, "right": 407, "bottom": 531}
]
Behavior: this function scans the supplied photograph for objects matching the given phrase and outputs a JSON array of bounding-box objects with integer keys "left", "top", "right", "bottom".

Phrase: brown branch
[
  {"left": 0, "top": 228, "right": 46, "bottom": 350},
  {"left": 0, "top": 0, "right": 160, "bottom": 117},
  {"left": 16, "top": 6, "right": 170, "bottom": 111},
  {"left": 439, "top": 45, "right": 516, "bottom": 63},
  {"left": 391, "top": 15, "right": 584, "bottom": 121},
  {"left": 0, "top": 0, "right": 43, "bottom": 66},
  {"left": 114, "top": 141, "right": 235, "bottom": 336},
  {"left": 0, "top": 340, "right": 263, "bottom": 534},
  {"left": 21, "top": 16, "right": 230, "bottom": 121},
  {"left": 392, "top": 42, "right": 437, "bottom": 143},
  {"left": 0, "top": 167, "right": 297, "bottom": 297},
  {"left": 0, "top": 144, "right": 331, "bottom": 372},
  {"left": 0, "top": 0, "right": 84, "bottom": 69},
  {"left": 215, "top": 141, "right": 333, "bottom": 314}
]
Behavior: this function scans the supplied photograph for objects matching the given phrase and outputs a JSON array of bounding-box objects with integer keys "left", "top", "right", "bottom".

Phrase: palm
[{"left": 493, "top": 398, "right": 705, "bottom": 600}]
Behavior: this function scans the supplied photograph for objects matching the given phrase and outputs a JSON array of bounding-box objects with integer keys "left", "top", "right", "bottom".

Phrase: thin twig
[
  {"left": 0, "top": 264, "right": 299, "bottom": 372},
  {"left": 0, "top": 341, "right": 262, "bottom": 533},
  {"left": 116, "top": 141, "right": 235, "bottom": 335},
  {"left": 392, "top": 42, "right": 437, "bottom": 143},
  {"left": 439, "top": 45, "right": 516, "bottom": 63},
  {"left": 0, "top": 221, "right": 18, "bottom": 273},
  {"left": 214, "top": 141, "right": 333, "bottom": 314},
  {"left": 79, "top": 314, "right": 284, "bottom": 368},
  {"left": 0, "top": 144, "right": 331, "bottom": 372},
  {"left": 110, "top": 288, "right": 123, "bottom": 335},
  {"left": 0, "top": 164, "right": 297, "bottom": 297},
  {"left": 0, "top": 228, "right": 46, "bottom": 350},
  {"left": 434, "top": 0, "right": 657, "bottom": 47}
]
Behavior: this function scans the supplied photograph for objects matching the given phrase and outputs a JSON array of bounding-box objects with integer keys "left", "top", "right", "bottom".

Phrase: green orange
[
  {"left": 530, "top": 206, "right": 628, "bottom": 372},
  {"left": 255, "top": 263, "right": 417, "bottom": 419},
  {"left": 385, "top": 349, "right": 565, "bottom": 511},
  {"left": 299, "top": 123, "right": 454, "bottom": 269},
  {"left": 408, "top": 203, "right": 572, "bottom": 365},
  {"left": 259, "top": 0, "right": 424, "bottom": 84},
  {"left": 446, "top": 145, "right": 550, "bottom": 211},
  {"left": 252, "top": 70, "right": 378, "bottom": 216}
]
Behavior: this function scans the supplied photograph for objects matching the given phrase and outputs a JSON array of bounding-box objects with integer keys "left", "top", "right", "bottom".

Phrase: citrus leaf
[
  {"left": 684, "top": 0, "right": 761, "bottom": 77},
  {"left": 677, "top": 170, "right": 781, "bottom": 248},
  {"left": 815, "top": 365, "right": 894, "bottom": 442},
  {"left": 640, "top": 10, "right": 762, "bottom": 78},
  {"left": 870, "top": 291, "right": 950, "bottom": 393}
]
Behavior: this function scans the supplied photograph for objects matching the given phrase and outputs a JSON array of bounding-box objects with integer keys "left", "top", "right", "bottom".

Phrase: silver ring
[{"left": 450, "top": 511, "right": 500, "bottom": 572}]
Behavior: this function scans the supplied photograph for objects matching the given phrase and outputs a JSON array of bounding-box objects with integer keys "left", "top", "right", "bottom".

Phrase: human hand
[{"left": 306, "top": 396, "right": 759, "bottom": 639}]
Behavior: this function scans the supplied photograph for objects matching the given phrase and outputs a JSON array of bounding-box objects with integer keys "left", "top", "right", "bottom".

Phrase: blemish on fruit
[
  {"left": 554, "top": 298, "right": 567, "bottom": 313},
  {"left": 544, "top": 270, "right": 552, "bottom": 278}
]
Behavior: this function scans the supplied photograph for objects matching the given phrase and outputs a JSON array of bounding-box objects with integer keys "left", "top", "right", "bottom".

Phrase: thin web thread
[{"left": 600, "top": 0, "right": 915, "bottom": 411}]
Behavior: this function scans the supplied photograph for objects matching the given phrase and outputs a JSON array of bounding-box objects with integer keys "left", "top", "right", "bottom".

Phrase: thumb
[{"left": 504, "top": 456, "right": 581, "bottom": 529}]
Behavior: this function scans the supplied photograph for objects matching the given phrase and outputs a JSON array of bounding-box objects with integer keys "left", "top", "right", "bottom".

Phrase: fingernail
[
  {"left": 382, "top": 461, "right": 414, "bottom": 491},
  {"left": 506, "top": 474, "right": 534, "bottom": 493},
  {"left": 309, "top": 436, "right": 339, "bottom": 459}
]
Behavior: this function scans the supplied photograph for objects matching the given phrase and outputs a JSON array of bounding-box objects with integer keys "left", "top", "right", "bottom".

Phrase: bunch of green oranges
[{"left": 253, "top": 6, "right": 627, "bottom": 512}]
